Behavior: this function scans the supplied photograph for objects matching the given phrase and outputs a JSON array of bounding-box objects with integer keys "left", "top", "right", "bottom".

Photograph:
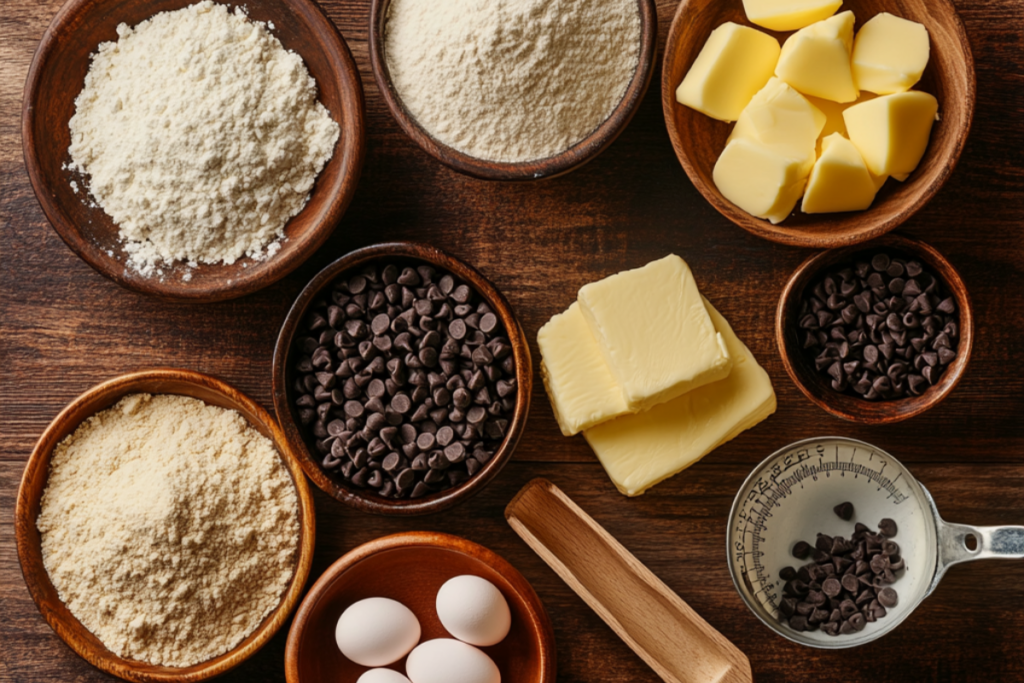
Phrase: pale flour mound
[
  {"left": 385, "top": 0, "right": 641, "bottom": 163},
  {"left": 68, "top": 1, "right": 340, "bottom": 276},
  {"left": 37, "top": 393, "right": 301, "bottom": 667}
]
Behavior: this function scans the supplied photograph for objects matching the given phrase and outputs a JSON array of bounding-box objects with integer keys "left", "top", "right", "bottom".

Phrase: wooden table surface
[{"left": 2, "top": 0, "right": 1022, "bottom": 681}]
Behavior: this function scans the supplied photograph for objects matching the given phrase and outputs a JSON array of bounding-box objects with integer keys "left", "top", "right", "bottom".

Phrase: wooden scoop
[{"left": 506, "top": 478, "right": 752, "bottom": 683}]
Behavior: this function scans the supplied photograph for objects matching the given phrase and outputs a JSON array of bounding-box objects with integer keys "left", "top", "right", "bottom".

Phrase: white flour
[
  {"left": 37, "top": 393, "right": 301, "bottom": 667},
  {"left": 385, "top": 0, "right": 641, "bottom": 163},
  {"left": 68, "top": 1, "right": 339, "bottom": 277}
]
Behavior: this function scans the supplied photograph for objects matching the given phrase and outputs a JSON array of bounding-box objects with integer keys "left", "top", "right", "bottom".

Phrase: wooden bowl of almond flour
[
  {"left": 23, "top": 0, "right": 365, "bottom": 302},
  {"left": 369, "top": 0, "right": 658, "bottom": 181},
  {"left": 15, "top": 369, "right": 316, "bottom": 682}
]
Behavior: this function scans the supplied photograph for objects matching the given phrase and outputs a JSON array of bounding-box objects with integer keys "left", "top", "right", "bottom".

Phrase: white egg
[
  {"left": 357, "top": 669, "right": 413, "bottom": 683},
  {"left": 336, "top": 597, "right": 421, "bottom": 667},
  {"left": 436, "top": 575, "right": 511, "bottom": 647},
  {"left": 405, "top": 639, "right": 500, "bottom": 683}
]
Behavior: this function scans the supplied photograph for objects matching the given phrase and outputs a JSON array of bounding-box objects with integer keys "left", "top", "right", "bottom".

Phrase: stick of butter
[
  {"left": 577, "top": 255, "right": 732, "bottom": 413},
  {"left": 675, "top": 22, "right": 781, "bottom": 122},
  {"left": 538, "top": 302, "right": 629, "bottom": 436},
  {"left": 584, "top": 300, "right": 776, "bottom": 497}
]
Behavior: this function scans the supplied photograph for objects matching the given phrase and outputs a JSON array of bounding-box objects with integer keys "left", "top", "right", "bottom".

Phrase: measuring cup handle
[{"left": 938, "top": 521, "right": 1024, "bottom": 567}]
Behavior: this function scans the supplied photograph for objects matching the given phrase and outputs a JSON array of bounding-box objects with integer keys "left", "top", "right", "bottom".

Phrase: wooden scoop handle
[{"left": 505, "top": 478, "right": 752, "bottom": 683}]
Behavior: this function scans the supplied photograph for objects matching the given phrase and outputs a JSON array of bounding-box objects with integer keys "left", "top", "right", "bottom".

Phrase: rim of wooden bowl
[
  {"left": 661, "top": 0, "right": 976, "bottom": 248},
  {"left": 368, "top": 0, "right": 658, "bottom": 181},
  {"left": 284, "top": 531, "right": 557, "bottom": 683},
  {"left": 22, "top": 0, "right": 366, "bottom": 302},
  {"left": 775, "top": 233, "right": 974, "bottom": 424},
  {"left": 272, "top": 242, "right": 533, "bottom": 515},
  {"left": 14, "top": 368, "right": 316, "bottom": 682}
]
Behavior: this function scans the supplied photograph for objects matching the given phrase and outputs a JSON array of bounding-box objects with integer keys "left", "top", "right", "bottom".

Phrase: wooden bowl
[
  {"left": 662, "top": 0, "right": 975, "bottom": 248},
  {"left": 273, "top": 242, "right": 533, "bottom": 515},
  {"left": 14, "top": 368, "right": 316, "bottom": 682},
  {"left": 285, "top": 531, "right": 556, "bottom": 683},
  {"left": 776, "top": 233, "right": 974, "bottom": 424},
  {"left": 368, "top": 0, "right": 657, "bottom": 181},
  {"left": 22, "top": 0, "right": 365, "bottom": 302}
]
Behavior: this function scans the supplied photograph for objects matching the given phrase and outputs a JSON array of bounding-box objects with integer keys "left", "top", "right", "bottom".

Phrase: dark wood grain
[
  {"left": 663, "top": 0, "right": 976, "bottom": 248},
  {"left": 1, "top": 0, "right": 1023, "bottom": 681},
  {"left": 284, "top": 531, "right": 556, "bottom": 683},
  {"left": 368, "top": 0, "right": 658, "bottom": 181},
  {"left": 14, "top": 370, "right": 317, "bottom": 682},
  {"left": 776, "top": 233, "right": 974, "bottom": 424},
  {"left": 271, "top": 242, "right": 533, "bottom": 515},
  {"left": 22, "top": 0, "right": 366, "bottom": 301}
]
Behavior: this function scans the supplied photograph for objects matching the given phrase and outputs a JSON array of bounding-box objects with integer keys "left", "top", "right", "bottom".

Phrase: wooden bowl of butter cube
[{"left": 662, "top": 0, "right": 975, "bottom": 248}]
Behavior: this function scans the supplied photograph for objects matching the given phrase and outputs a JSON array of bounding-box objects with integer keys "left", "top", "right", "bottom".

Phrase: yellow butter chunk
[
  {"left": 802, "top": 133, "right": 882, "bottom": 213},
  {"left": 676, "top": 22, "right": 781, "bottom": 122},
  {"left": 714, "top": 137, "right": 812, "bottom": 224},
  {"left": 537, "top": 302, "right": 629, "bottom": 436},
  {"left": 843, "top": 91, "right": 938, "bottom": 180},
  {"left": 577, "top": 255, "right": 732, "bottom": 412},
  {"left": 853, "top": 13, "right": 930, "bottom": 95},
  {"left": 584, "top": 301, "right": 776, "bottom": 497},
  {"left": 729, "top": 77, "right": 826, "bottom": 158},
  {"left": 775, "top": 11, "right": 859, "bottom": 103},
  {"left": 741, "top": 0, "right": 842, "bottom": 32}
]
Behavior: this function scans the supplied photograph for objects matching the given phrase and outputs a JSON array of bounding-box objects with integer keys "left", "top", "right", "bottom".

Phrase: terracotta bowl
[
  {"left": 776, "top": 233, "right": 973, "bottom": 424},
  {"left": 273, "top": 242, "right": 533, "bottom": 515},
  {"left": 285, "top": 531, "right": 556, "bottom": 683},
  {"left": 662, "top": 0, "right": 975, "bottom": 248},
  {"left": 14, "top": 369, "right": 316, "bottom": 682},
  {"left": 368, "top": 0, "right": 657, "bottom": 180},
  {"left": 22, "top": 0, "right": 365, "bottom": 302}
]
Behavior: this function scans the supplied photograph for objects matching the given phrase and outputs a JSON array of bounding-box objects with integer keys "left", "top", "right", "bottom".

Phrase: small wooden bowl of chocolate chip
[
  {"left": 273, "top": 242, "right": 532, "bottom": 515},
  {"left": 776, "top": 233, "right": 973, "bottom": 424}
]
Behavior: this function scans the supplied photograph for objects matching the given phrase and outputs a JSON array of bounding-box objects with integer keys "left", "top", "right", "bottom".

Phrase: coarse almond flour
[
  {"left": 68, "top": 1, "right": 340, "bottom": 277},
  {"left": 384, "top": 0, "right": 642, "bottom": 163},
  {"left": 37, "top": 393, "right": 300, "bottom": 667}
]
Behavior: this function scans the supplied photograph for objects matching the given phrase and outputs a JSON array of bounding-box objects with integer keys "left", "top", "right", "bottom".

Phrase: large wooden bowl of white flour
[{"left": 23, "top": 0, "right": 365, "bottom": 302}]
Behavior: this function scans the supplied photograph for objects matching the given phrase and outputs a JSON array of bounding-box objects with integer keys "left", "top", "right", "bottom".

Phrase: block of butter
[
  {"left": 802, "top": 133, "right": 886, "bottom": 213},
  {"left": 537, "top": 302, "right": 629, "bottom": 436},
  {"left": 852, "top": 13, "right": 930, "bottom": 95},
  {"left": 775, "top": 11, "right": 859, "bottom": 103},
  {"left": 577, "top": 255, "right": 732, "bottom": 412},
  {"left": 843, "top": 91, "right": 938, "bottom": 180},
  {"left": 741, "top": 0, "right": 842, "bottom": 32},
  {"left": 584, "top": 300, "right": 776, "bottom": 497},
  {"left": 676, "top": 22, "right": 781, "bottom": 122},
  {"left": 714, "top": 137, "right": 812, "bottom": 224}
]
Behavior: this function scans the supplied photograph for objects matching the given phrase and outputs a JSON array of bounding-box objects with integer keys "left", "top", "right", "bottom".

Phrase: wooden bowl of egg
[
  {"left": 285, "top": 531, "right": 556, "bottom": 683},
  {"left": 22, "top": 0, "right": 365, "bottom": 302},
  {"left": 15, "top": 368, "right": 316, "bottom": 682},
  {"left": 662, "top": 0, "right": 975, "bottom": 248},
  {"left": 368, "top": 0, "right": 657, "bottom": 180}
]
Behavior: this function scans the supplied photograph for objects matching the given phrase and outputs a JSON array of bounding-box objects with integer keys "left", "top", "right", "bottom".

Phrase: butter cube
[
  {"left": 802, "top": 133, "right": 883, "bottom": 213},
  {"left": 676, "top": 22, "right": 781, "bottom": 122},
  {"left": 537, "top": 302, "right": 629, "bottom": 436},
  {"left": 775, "top": 11, "right": 859, "bottom": 103},
  {"left": 853, "top": 13, "right": 930, "bottom": 95},
  {"left": 843, "top": 91, "right": 938, "bottom": 180},
  {"left": 728, "top": 78, "right": 826, "bottom": 159},
  {"left": 714, "top": 137, "right": 812, "bottom": 224},
  {"left": 584, "top": 300, "right": 776, "bottom": 497},
  {"left": 742, "top": 0, "right": 842, "bottom": 32},
  {"left": 577, "top": 255, "right": 732, "bottom": 412}
]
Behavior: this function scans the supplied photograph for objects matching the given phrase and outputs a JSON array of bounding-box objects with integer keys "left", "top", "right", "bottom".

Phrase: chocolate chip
[{"left": 834, "top": 501, "right": 854, "bottom": 520}]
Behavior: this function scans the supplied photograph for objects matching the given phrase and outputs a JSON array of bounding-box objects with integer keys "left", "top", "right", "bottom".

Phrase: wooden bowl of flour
[
  {"left": 23, "top": 0, "right": 365, "bottom": 302},
  {"left": 369, "top": 0, "right": 658, "bottom": 180},
  {"left": 15, "top": 369, "right": 316, "bottom": 681}
]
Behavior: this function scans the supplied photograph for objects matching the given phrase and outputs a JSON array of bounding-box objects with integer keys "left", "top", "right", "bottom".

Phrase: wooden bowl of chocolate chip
[
  {"left": 776, "top": 233, "right": 973, "bottom": 424},
  {"left": 272, "top": 242, "right": 533, "bottom": 515}
]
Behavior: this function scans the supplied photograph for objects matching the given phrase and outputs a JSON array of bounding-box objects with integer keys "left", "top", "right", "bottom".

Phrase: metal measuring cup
[{"left": 727, "top": 436, "right": 1024, "bottom": 648}]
